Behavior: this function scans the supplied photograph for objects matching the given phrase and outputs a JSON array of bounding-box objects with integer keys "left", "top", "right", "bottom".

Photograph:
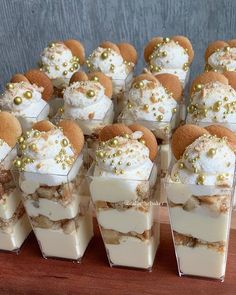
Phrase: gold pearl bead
[
  {"left": 224, "top": 46, "right": 230, "bottom": 52},
  {"left": 207, "top": 148, "right": 216, "bottom": 157},
  {"left": 19, "top": 143, "right": 27, "bottom": 150},
  {"left": 14, "top": 97, "right": 22, "bottom": 105},
  {"left": 126, "top": 162, "right": 131, "bottom": 166},
  {"left": 49, "top": 42, "right": 55, "bottom": 48},
  {"left": 110, "top": 64, "right": 115, "bottom": 71},
  {"left": 139, "top": 139, "right": 146, "bottom": 145},
  {"left": 157, "top": 114, "right": 163, "bottom": 121},
  {"left": 163, "top": 37, "right": 170, "bottom": 43},
  {"left": 34, "top": 131, "right": 40, "bottom": 138},
  {"left": 109, "top": 138, "right": 118, "bottom": 146},
  {"left": 18, "top": 136, "right": 25, "bottom": 143},
  {"left": 117, "top": 150, "right": 122, "bottom": 155},
  {"left": 128, "top": 103, "right": 132, "bottom": 109},
  {"left": 14, "top": 159, "right": 22, "bottom": 168},
  {"left": 143, "top": 104, "right": 149, "bottom": 110},
  {"left": 92, "top": 76, "right": 99, "bottom": 82},
  {"left": 24, "top": 91, "right": 32, "bottom": 99},
  {"left": 172, "top": 108, "right": 177, "bottom": 113},
  {"left": 97, "top": 151, "right": 105, "bottom": 158},
  {"left": 179, "top": 162, "right": 184, "bottom": 169},
  {"left": 194, "top": 84, "right": 202, "bottom": 92},
  {"left": 217, "top": 174, "right": 225, "bottom": 181},
  {"left": 30, "top": 144, "right": 37, "bottom": 151},
  {"left": 63, "top": 70, "right": 68, "bottom": 76},
  {"left": 73, "top": 63, "right": 78, "bottom": 69},
  {"left": 59, "top": 107, "right": 64, "bottom": 113},
  {"left": 135, "top": 81, "right": 144, "bottom": 89},
  {"left": 101, "top": 51, "right": 108, "bottom": 59},
  {"left": 197, "top": 174, "right": 205, "bottom": 185},
  {"left": 61, "top": 139, "right": 68, "bottom": 147},
  {"left": 86, "top": 90, "right": 95, "bottom": 98},
  {"left": 162, "top": 51, "right": 167, "bottom": 57},
  {"left": 63, "top": 62, "right": 68, "bottom": 67},
  {"left": 69, "top": 67, "right": 74, "bottom": 72},
  {"left": 6, "top": 83, "right": 14, "bottom": 90},
  {"left": 123, "top": 133, "right": 130, "bottom": 139}
]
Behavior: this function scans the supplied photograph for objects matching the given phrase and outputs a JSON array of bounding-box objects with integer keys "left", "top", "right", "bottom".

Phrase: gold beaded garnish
[
  {"left": 86, "top": 90, "right": 95, "bottom": 98},
  {"left": 6, "top": 83, "right": 14, "bottom": 90},
  {"left": 135, "top": 81, "right": 144, "bottom": 89},
  {"left": 157, "top": 114, "right": 163, "bottom": 121},
  {"left": 196, "top": 174, "right": 205, "bottom": 185},
  {"left": 207, "top": 148, "right": 216, "bottom": 157},
  {"left": 14, "top": 97, "right": 22, "bottom": 105},
  {"left": 29, "top": 144, "right": 37, "bottom": 151},
  {"left": 101, "top": 51, "right": 108, "bottom": 59},
  {"left": 163, "top": 37, "right": 170, "bottom": 43},
  {"left": 63, "top": 70, "right": 68, "bottom": 76},
  {"left": 194, "top": 84, "right": 202, "bottom": 92},
  {"left": 179, "top": 162, "right": 184, "bottom": 169},
  {"left": 61, "top": 138, "right": 68, "bottom": 147},
  {"left": 24, "top": 91, "right": 32, "bottom": 99},
  {"left": 109, "top": 138, "right": 118, "bottom": 147}
]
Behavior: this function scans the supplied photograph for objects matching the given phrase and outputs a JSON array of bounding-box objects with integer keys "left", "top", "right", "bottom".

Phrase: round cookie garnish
[
  {"left": 10, "top": 74, "right": 29, "bottom": 84},
  {"left": 223, "top": 71, "right": 236, "bottom": 91},
  {"left": 190, "top": 72, "right": 228, "bottom": 96},
  {"left": 117, "top": 42, "right": 137, "bottom": 64},
  {"left": 144, "top": 37, "right": 163, "bottom": 62},
  {"left": 0, "top": 111, "right": 22, "bottom": 147},
  {"left": 99, "top": 123, "right": 132, "bottom": 142},
  {"left": 88, "top": 72, "right": 113, "bottom": 98},
  {"left": 64, "top": 39, "right": 85, "bottom": 64},
  {"left": 205, "top": 40, "right": 228, "bottom": 61},
  {"left": 132, "top": 73, "right": 158, "bottom": 87},
  {"left": 69, "top": 71, "right": 88, "bottom": 85},
  {"left": 172, "top": 35, "right": 194, "bottom": 63},
  {"left": 58, "top": 120, "right": 84, "bottom": 154},
  {"left": 32, "top": 120, "right": 55, "bottom": 132},
  {"left": 205, "top": 125, "right": 236, "bottom": 152},
  {"left": 129, "top": 123, "right": 158, "bottom": 161},
  {"left": 25, "top": 69, "right": 53, "bottom": 101},
  {"left": 100, "top": 41, "right": 120, "bottom": 54},
  {"left": 227, "top": 39, "right": 236, "bottom": 48},
  {"left": 156, "top": 73, "right": 182, "bottom": 101},
  {"left": 172, "top": 124, "right": 209, "bottom": 160}
]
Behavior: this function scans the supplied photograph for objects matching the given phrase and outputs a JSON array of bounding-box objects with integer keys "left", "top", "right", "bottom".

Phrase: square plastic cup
[
  {"left": 12, "top": 155, "right": 93, "bottom": 261},
  {"left": 165, "top": 162, "right": 235, "bottom": 281},
  {"left": 0, "top": 146, "right": 31, "bottom": 252},
  {"left": 17, "top": 103, "right": 50, "bottom": 132},
  {"left": 87, "top": 161, "right": 160, "bottom": 270}
]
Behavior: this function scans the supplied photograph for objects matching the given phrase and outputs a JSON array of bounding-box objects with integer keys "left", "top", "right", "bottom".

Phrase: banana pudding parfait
[
  {"left": 0, "top": 112, "right": 31, "bottom": 252},
  {"left": 86, "top": 41, "right": 137, "bottom": 116},
  {"left": 38, "top": 39, "right": 85, "bottom": 116},
  {"left": 143, "top": 35, "right": 194, "bottom": 87},
  {"left": 119, "top": 72, "right": 183, "bottom": 203},
  {"left": 165, "top": 124, "right": 236, "bottom": 280},
  {"left": 13, "top": 120, "right": 93, "bottom": 261},
  {"left": 56, "top": 71, "right": 114, "bottom": 154},
  {"left": 205, "top": 39, "right": 236, "bottom": 72},
  {"left": 88, "top": 123, "right": 160, "bottom": 270},
  {"left": 0, "top": 70, "right": 53, "bottom": 131}
]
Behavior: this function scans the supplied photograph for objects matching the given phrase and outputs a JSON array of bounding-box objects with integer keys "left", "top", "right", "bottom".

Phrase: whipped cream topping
[
  {"left": 87, "top": 47, "right": 134, "bottom": 93},
  {"left": 94, "top": 132, "right": 153, "bottom": 180},
  {"left": 208, "top": 47, "right": 236, "bottom": 71},
  {"left": 120, "top": 79, "right": 177, "bottom": 122},
  {"left": 63, "top": 80, "right": 112, "bottom": 121},
  {"left": 41, "top": 42, "right": 80, "bottom": 88},
  {"left": 0, "top": 82, "right": 48, "bottom": 118},
  {"left": 0, "top": 139, "right": 11, "bottom": 162},
  {"left": 187, "top": 81, "right": 236, "bottom": 129},
  {"left": 171, "top": 135, "right": 235, "bottom": 186},
  {"left": 149, "top": 40, "right": 189, "bottom": 75}
]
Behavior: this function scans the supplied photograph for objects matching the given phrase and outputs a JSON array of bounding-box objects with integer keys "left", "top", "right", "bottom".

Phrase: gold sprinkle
[
  {"left": 6, "top": 83, "right": 14, "bottom": 90},
  {"left": 24, "top": 91, "right": 32, "bottom": 99},
  {"left": 86, "top": 90, "right": 95, "bottom": 98},
  {"left": 61, "top": 139, "right": 68, "bottom": 147},
  {"left": 196, "top": 174, "right": 205, "bottom": 185},
  {"left": 207, "top": 148, "right": 216, "bottom": 157},
  {"left": 101, "top": 51, "right": 108, "bottom": 59},
  {"left": 14, "top": 96, "right": 22, "bottom": 105}
]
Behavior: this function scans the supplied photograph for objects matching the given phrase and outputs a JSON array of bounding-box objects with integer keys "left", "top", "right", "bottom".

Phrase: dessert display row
[{"left": 1, "top": 35, "right": 236, "bottom": 282}]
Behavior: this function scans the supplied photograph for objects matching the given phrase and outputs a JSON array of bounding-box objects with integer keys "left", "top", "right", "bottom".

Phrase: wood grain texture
[
  {"left": 1, "top": 0, "right": 236, "bottom": 92},
  {"left": 0, "top": 222, "right": 236, "bottom": 295}
]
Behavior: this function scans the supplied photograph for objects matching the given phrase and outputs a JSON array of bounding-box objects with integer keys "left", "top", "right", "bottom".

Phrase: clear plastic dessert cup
[
  {"left": 165, "top": 161, "right": 235, "bottom": 281},
  {"left": 0, "top": 146, "right": 31, "bottom": 252},
  {"left": 17, "top": 103, "right": 50, "bottom": 132},
  {"left": 87, "top": 162, "right": 160, "bottom": 270},
  {"left": 13, "top": 155, "right": 93, "bottom": 261}
]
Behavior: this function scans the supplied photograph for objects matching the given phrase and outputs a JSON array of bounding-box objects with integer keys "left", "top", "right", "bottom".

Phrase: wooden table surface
[{"left": 0, "top": 213, "right": 236, "bottom": 295}]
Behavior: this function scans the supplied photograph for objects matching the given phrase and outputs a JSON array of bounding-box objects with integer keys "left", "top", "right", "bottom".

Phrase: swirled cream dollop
[
  {"left": 17, "top": 128, "right": 83, "bottom": 189},
  {"left": 0, "top": 82, "right": 48, "bottom": 118},
  {"left": 40, "top": 42, "right": 80, "bottom": 88},
  {"left": 208, "top": 47, "right": 236, "bottom": 71},
  {"left": 187, "top": 81, "right": 236, "bottom": 130},
  {"left": 87, "top": 47, "right": 134, "bottom": 94},
  {"left": 171, "top": 135, "right": 235, "bottom": 186},
  {"left": 148, "top": 40, "right": 189, "bottom": 82},
  {"left": 94, "top": 132, "right": 153, "bottom": 180},
  {"left": 63, "top": 80, "right": 112, "bottom": 121},
  {"left": 120, "top": 79, "right": 177, "bottom": 122},
  {"left": 0, "top": 139, "right": 11, "bottom": 162}
]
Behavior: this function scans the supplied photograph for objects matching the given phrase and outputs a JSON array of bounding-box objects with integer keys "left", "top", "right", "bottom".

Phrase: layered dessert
[
  {"left": 165, "top": 124, "right": 236, "bottom": 280},
  {"left": 119, "top": 73, "right": 182, "bottom": 203},
  {"left": 205, "top": 39, "right": 236, "bottom": 72},
  {"left": 14, "top": 120, "right": 93, "bottom": 260},
  {"left": 0, "top": 112, "right": 31, "bottom": 252},
  {"left": 86, "top": 41, "right": 137, "bottom": 115},
  {"left": 39, "top": 39, "right": 85, "bottom": 115},
  {"left": 58, "top": 71, "right": 114, "bottom": 152},
  {"left": 187, "top": 71, "right": 236, "bottom": 131},
  {"left": 0, "top": 71, "right": 53, "bottom": 131},
  {"left": 143, "top": 35, "right": 194, "bottom": 87},
  {"left": 88, "top": 123, "right": 160, "bottom": 269}
]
